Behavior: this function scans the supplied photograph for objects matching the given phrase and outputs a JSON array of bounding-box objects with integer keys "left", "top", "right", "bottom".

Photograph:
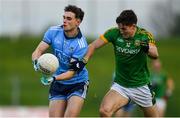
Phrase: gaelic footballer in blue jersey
[{"left": 32, "top": 5, "right": 89, "bottom": 117}]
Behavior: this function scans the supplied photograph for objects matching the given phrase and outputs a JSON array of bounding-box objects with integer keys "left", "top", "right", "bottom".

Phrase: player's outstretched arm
[
  {"left": 65, "top": 38, "right": 108, "bottom": 73},
  {"left": 67, "top": 38, "right": 108, "bottom": 73},
  {"left": 84, "top": 38, "right": 107, "bottom": 62}
]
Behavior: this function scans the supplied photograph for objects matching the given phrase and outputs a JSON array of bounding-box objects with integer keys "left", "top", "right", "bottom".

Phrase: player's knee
[
  {"left": 65, "top": 109, "right": 79, "bottom": 117},
  {"left": 99, "top": 106, "right": 113, "bottom": 117}
]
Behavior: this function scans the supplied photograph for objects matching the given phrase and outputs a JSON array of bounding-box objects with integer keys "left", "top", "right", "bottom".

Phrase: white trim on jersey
[{"left": 78, "top": 38, "right": 85, "bottom": 48}]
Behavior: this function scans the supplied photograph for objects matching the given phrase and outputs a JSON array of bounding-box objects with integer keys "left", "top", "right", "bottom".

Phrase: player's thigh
[
  {"left": 49, "top": 100, "right": 67, "bottom": 117},
  {"left": 141, "top": 105, "right": 159, "bottom": 117},
  {"left": 100, "top": 89, "right": 129, "bottom": 113},
  {"left": 64, "top": 96, "right": 84, "bottom": 117}
]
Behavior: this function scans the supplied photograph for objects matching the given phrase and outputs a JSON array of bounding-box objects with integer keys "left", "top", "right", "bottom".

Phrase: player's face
[
  {"left": 63, "top": 12, "right": 80, "bottom": 32},
  {"left": 118, "top": 23, "right": 136, "bottom": 38}
]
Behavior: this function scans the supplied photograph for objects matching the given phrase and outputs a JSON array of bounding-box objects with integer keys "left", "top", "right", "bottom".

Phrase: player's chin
[
  {"left": 63, "top": 25, "right": 69, "bottom": 31},
  {"left": 122, "top": 35, "right": 129, "bottom": 39},
  {"left": 64, "top": 28, "right": 71, "bottom": 32}
]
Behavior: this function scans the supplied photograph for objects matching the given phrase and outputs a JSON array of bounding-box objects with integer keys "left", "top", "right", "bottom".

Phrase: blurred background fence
[
  {"left": 1, "top": 0, "right": 180, "bottom": 37},
  {"left": 0, "top": 0, "right": 180, "bottom": 117}
]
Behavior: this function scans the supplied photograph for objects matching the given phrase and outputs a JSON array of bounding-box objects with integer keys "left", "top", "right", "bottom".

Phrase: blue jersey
[{"left": 43, "top": 25, "right": 88, "bottom": 84}]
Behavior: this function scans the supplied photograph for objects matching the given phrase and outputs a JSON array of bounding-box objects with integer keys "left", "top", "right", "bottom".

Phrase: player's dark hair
[
  {"left": 116, "top": 10, "right": 137, "bottom": 25},
  {"left": 64, "top": 5, "right": 84, "bottom": 22}
]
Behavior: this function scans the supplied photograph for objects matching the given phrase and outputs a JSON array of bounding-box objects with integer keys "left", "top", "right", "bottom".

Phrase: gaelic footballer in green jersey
[
  {"left": 83, "top": 9, "right": 159, "bottom": 117},
  {"left": 100, "top": 27, "right": 156, "bottom": 87}
]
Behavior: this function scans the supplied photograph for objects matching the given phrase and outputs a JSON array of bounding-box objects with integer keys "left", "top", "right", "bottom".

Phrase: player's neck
[{"left": 64, "top": 28, "right": 79, "bottom": 38}]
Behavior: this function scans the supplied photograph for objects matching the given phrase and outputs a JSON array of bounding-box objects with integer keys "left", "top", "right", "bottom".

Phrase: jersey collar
[{"left": 61, "top": 25, "right": 82, "bottom": 39}]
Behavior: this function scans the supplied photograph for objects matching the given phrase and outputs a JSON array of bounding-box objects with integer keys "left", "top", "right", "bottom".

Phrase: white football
[{"left": 37, "top": 53, "right": 59, "bottom": 75}]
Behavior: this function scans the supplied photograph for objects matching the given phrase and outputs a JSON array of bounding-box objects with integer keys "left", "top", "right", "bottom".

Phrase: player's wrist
[{"left": 82, "top": 57, "right": 88, "bottom": 64}]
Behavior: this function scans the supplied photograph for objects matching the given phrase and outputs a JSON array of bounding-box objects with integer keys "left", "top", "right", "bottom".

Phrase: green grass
[{"left": 0, "top": 36, "right": 180, "bottom": 116}]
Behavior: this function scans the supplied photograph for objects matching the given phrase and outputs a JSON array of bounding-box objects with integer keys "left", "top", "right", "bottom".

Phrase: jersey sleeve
[
  {"left": 99, "top": 27, "right": 118, "bottom": 43},
  {"left": 139, "top": 27, "right": 156, "bottom": 46},
  {"left": 146, "top": 31, "right": 156, "bottom": 46},
  {"left": 43, "top": 28, "right": 53, "bottom": 45}
]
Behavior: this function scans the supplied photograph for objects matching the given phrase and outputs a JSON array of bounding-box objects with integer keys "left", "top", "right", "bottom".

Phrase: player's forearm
[
  {"left": 32, "top": 50, "right": 43, "bottom": 61},
  {"left": 32, "top": 41, "right": 49, "bottom": 61},
  {"left": 84, "top": 43, "right": 96, "bottom": 62},
  {"left": 148, "top": 45, "right": 159, "bottom": 59},
  {"left": 84, "top": 38, "right": 106, "bottom": 62},
  {"left": 55, "top": 71, "right": 75, "bottom": 80}
]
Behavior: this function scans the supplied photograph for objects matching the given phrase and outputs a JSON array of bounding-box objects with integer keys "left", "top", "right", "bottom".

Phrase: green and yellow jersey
[
  {"left": 100, "top": 26, "right": 156, "bottom": 87},
  {"left": 150, "top": 71, "right": 167, "bottom": 98}
]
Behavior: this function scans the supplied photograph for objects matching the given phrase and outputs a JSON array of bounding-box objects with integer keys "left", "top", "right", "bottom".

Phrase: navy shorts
[{"left": 49, "top": 81, "right": 89, "bottom": 100}]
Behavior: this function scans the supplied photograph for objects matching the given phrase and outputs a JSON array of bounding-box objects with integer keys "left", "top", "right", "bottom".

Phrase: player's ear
[
  {"left": 76, "top": 19, "right": 81, "bottom": 26},
  {"left": 133, "top": 24, "right": 136, "bottom": 27}
]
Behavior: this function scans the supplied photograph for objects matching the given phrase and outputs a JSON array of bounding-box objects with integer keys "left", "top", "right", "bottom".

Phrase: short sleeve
[
  {"left": 43, "top": 28, "right": 53, "bottom": 45},
  {"left": 139, "top": 28, "right": 156, "bottom": 46},
  {"left": 99, "top": 27, "right": 119, "bottom": 43},
  {"left": 146, "top": 31, "right": 156, "bottom": 45}
]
